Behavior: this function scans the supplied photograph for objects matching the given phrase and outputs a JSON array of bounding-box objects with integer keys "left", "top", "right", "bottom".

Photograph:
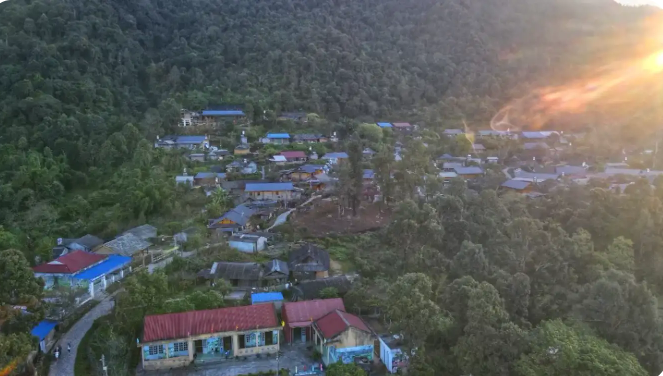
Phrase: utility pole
[
  {"left": 275, "top": 350, "right": 280, "bottom": 376},
  {"left": 100, "top": 354, "right": 108, "bottom": 376}
]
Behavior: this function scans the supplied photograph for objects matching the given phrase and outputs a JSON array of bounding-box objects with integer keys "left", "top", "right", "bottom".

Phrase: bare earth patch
[{"left": 290, "top": 200, "right": 392, "bottom": 237}]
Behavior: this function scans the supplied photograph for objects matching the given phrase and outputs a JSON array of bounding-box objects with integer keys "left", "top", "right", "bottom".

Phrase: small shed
[
  {"left": 31, "top": 320, "right": 58, "bottom": 353},
  {"left": 251, "top": 292, "right": 285, "bottom": 311},
  {"left": 228, "top": 234, "right": 267, "bottom": 253}
]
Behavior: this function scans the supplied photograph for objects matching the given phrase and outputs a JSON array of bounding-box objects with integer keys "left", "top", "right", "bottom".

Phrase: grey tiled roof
[
  {"left": 123, "top": 224, "right": 157, "bottom": 241},
  {"left": 103, "top": 233, "right": 151, "bottom": 256}
]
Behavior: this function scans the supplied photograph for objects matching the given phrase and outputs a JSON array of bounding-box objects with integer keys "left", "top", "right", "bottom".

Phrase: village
[{"left": 30, "top": 105, "right": 663, "bottom": 376}]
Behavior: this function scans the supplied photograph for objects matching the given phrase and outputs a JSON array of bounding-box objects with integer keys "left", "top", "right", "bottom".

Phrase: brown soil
[{"left": 290, "top": 200, "right": 392, "bottom": 237}]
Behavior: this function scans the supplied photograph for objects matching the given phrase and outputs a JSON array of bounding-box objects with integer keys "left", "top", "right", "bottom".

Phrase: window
[
  {"left": 173, "top": 342, "right": 188, "bottom": 352},
  {"left": 238, "top": 335, "right": 246, "bottom": 349},
  {"left": 265, "top": 331, "right": 273, "bottom": 345},
  {"left": 149, "top": 345, "right": 164, "bottom": 355}
]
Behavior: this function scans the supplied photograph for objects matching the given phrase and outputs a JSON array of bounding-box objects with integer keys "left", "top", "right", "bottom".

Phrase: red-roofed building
[
  {"left": 312, "top": 310, "right": 374, "bottom": 366},
  {"left": 33, "top": 250, "right": 106, "bottom": 274},
  {"left": 139, "top": 304, "right": 281, "bottom": 371},
  {"left": 282, "top": 298, "right": 345, "bottom": 344},
  {"left": 279, "top": 150, "right": 308, "bottom": 163},
  {"left": 392, "top": 122, "right": 413, "bottom": 133}
]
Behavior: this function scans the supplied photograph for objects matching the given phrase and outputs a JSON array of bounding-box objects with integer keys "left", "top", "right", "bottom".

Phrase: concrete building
[
  {"left": 228, "top": 234, "right": 267, "bottom": 253},
  {"left": 139, "top": 304, "right": 281, "bottom": 371},
  {"left": 33, "top": 250, "right": 131, "bottom": 303},
  {"left": 379, "top": 334, "right": 409, "bottom": 374},
  {"left": 312, "top": 310, "right": 374, "bottom": 366},
  {"left": 282, "top": 298, "right": 345, "bottom": 344},
  {"left": 244, "top": 182, "right": 299, "bottom": 201}
]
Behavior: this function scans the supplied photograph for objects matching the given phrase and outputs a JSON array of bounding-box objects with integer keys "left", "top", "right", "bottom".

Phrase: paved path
[
  {"left": 49, "top": 298, "right": 115, "bottom": 376},
  {"left": 267, "top": 196, "right": 321, "bottom": 231}
]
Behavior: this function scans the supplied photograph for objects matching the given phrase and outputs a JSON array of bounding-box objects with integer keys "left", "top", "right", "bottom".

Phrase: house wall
[
  {"left": 228, "top": 238, "right": 266, "bottom": 253},
  {"left": 246, "top": 190, "right": 299, "bottom": 201},
  {"left": 379, "top": 339, "right": 409, "bottom": 373},
  {"left": 319, "top": 328, "right": 374, "bottom": 366},
  {"left": 234, "top": 148, "right": 250, "bottom": 155},
  {"left": 141, "top": 328, "right": 281, "bottom": 371}
]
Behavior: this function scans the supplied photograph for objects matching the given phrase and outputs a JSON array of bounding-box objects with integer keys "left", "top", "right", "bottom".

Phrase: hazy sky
[{"left": 615, "top": 0, "right": 663, "bottom": 7}]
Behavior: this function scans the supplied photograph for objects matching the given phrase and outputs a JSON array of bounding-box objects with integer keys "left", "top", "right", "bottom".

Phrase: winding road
[{"left": 49, "top": 298, "right": 114, "bottom": 376}]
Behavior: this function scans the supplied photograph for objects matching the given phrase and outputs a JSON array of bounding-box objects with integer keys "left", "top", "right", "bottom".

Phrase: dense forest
[{"left": 1, "top": 0, "right": 663, "bottom": 374}]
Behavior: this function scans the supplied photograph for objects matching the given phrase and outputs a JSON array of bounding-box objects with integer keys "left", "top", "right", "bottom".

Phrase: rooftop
[
  {"left": 283, "top": 298, "right": 346, "bottom": 325},
  {"left": 75, "top": 234, "right": 104, "bottom": 249},
  {"left": 289, "top": 243, "right": 330, "bottom": 272},
  {"left": 142, "top": 304, "right": 278, "bottom": 343},
  {"left": 292, "top": 276, "right": 353, "bottom": 300},
  {"left": 122, "top": 224, "right": 157, "bottom": 241},
  {"left": 443, "top": 129, "right": 464, "bottom": 135},
  {"left": 252, "top": 292, "right": 285, "bottom": 304},
  {"left": 199, "top": 262, "right": 263, "bottom": 280},
  {"left": 72, "top": 255, "right": 132, "bottom": 281},
  {"left": 501, "top": 179, "right": 532, "bottom": 190},
  {"left": 31, "top": 320, "right": 58, "bottom": 341},
  {"left": 298, "top": 165, "right": 325, "bottom": 174},
  {"left": 280, "top": 151, "right": 307, "bottom": 159},
  {"left": 322, "top": 152, "right": 349, "bottom": 159},
  {"left": 392, "top": 122, "right": 412, "bottom": 128},
  {"left": 267, "top": 133, "right": 291, "bottom": 139},
  {"left": 363, "top": 169, "right": 375, "bottom": 179},
  {"left": 270, "top": 155, "right": 288, "bottom": 162},
  {"left": 377, "top": 122, "right": 393, "bottom": 128},
  {"left": 245, "top": 182, "right": 295, "bottom": 192},
  {"left": 33, "top": 251, "right": 107, "bottom": 274},
  {"left": 202, "top": 110, "right": 245, "bottom": 116},
  {"left": 102, "top": 233, "right": 152, "bottom": 256},
  {"left": 453, "top": 166, "right": 484, "bottom": 175},
  {"left": 315, "top": 310, "right": 370, "bottom": 339}
]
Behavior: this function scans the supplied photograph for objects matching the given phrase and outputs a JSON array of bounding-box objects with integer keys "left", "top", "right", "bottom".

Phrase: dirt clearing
[{"left": 289, "top": 200, "right": 391, "bottom": 237}]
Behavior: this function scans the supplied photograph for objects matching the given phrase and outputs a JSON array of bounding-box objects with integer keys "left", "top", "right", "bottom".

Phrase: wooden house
[
  {"left": 290, "top": 165, "right": 326, "bottom": 181},
  {"left": 288, "top": 243, "right": 330, "bottom": 280}
]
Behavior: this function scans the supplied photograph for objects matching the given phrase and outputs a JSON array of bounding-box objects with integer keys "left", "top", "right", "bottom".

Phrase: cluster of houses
[{"left": 138, "top": 239, "right": 404, "bottom": 373}]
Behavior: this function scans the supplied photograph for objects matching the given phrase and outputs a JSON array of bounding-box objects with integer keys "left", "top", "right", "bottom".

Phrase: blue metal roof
[
  {"left": 453, "top": 166, "right": 484, "bottom": 175},
  {"left": 363, "top": 169, "right": 375, "bottom": 179},
  {"left": 299, "top": 165, "right": 325, "bottom": 173},
  {"left": 202, "top": 110, "right": 245, "bottom": 116},
  {"left": 323, "top": 152, "right": 349, "bottom": 159},
  {"left": 521, "top": 132, "right": 548, "bottom": 139},
  {"left": 195, "top": 172, "right": 219, "bottom": 179},
  {"left": 73, "top": 255, "right": 132, "bottom": 281},
  {"left": 501, "top": 179, "right": 531, "bottom": 190},
  {"left": 267, "top": 133, "right": 291, "bottom": 139},
  {"left": 377, "top": 122, "right": 393, "bottom": 128},
  {"left": 245, "top": 182, "right": 294, "bottom": 192},
  {"left": 251, "top": 292, "right": 284, "bottom": 304},
  {"left": 176, "top": 135, "right": 207, "bottom": 144},
  {"left": 31, "top": 320, "right": 58, "bottom": 341}
]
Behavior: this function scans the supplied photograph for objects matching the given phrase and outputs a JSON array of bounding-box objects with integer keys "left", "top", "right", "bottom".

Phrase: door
[
  {"left": 301, "top": 327, "right": 307, "bottom": 342},
  {"left": 194, "top": 339, "right": 205, "bottom": 354}
]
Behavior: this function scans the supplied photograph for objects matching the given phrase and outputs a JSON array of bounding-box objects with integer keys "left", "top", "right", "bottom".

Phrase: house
[
  {"left": 96, "top": 233, "right": 152, "bottom": 265},
  {"left": 362, "top": 148, "right": 376, "bottom": 160},
  {"left": 291, "top": 165, "right": 327, "bottom": 181},
  {"left": 453, "top": 166, "right": 484, "bottom": 179},
  {"left": 198, "top": 260, "right": 288, "bottom": 288},
  {"left": 52, "top": 234, "right": 104, "bottom": 259},
  {"left": 138, "top": 304, "right": 280, "bottom": 371},
  {"left": 269, "top": 155, "right": 288, "bottom": 165},
  {"left": 363, "top": 169, "right": 375, "bottom": 183},
  {"left": 291, "top": 276, "right": 353, "bottom": 301},
  {"left": 188, "top": 153, "right": 206, "bottom": 162},
  {"left": 33, "top": 250, "right": 131, "bottom": 301},
  {"left": 155, "top": 135, "right": 209, "bottom": 149},
  {"left": 513, "top": 170, "right": 560, "bottom": 182},
  {"left": 313, "top": 310, "right": 374, "bottom": 366},
  {"left": 228, "top": 234, "right": 267, "bottom": 253},
  {"left": 439, "top": 172, "right": 459, "bottom": 182},
  {"left": 322, "top": 152, "right": 349, "bottom": 165},
  {"left": 555, "top": 165, "right": 588, "bottom": 177},
  {"left": 288, "top": 243, "right": 330, "bottom": 280},
  {"left": 279, "top": 112, "right": 308, "bottom": 122},
  {"left": 234, "top": 144, "right": 250, "bottom": 156},
  {"left": 208, "top": 149, "right": 230, "bottom": 161},
  {"left": 282, "top": 298, "right": 345, "bottom": 344},
  {"left": 501, "top": 179, "right": 534, "bottom": 193},
  {"left": 279, "top": 151, "right": 307, "bottom": 163},
  {"left": 252, "top": 292, "right": 285, "bottom": 312},
  {"left": 263, "top": 259, "right": 289, "bottom": 286},
  {"left": 521, "top": 131, "right": 556, "bottom": 140},
  {"left": 392, "top": 122, "right": 413, "bottom": 132},
  {"left": 220, "top": 180, "right": 269, "bottom": 196},
  {"left": 175, "top": 175, "right": 194, "bottom": 186},
  {"left": 244, "top": 182, "right": 299, "bottom": 201},
  {"left": 123, "top": 224, "right": 157, "bottom": 241},
  {"left": 442, "top": 162, "right": 464, "bottom": 172},
  {"left": 200, "top": 108, "right": 246, "bottom": 124},
  {"left": 486, "top": 156, "right": 499, "bottom": 164},
  {"left": 293, "top": 134, "right": 327, "bottom": 143},
  {"left": 379, "top": 334, "right": 409, "bottom": 374},
  {"left": 31, "top": 320, "right": 58, "bottom": 353},
  {"left": 473, "top": 143, "right": 486, "bottom": 152},
  {"left": 443, "top": 129, "right": 464, "bottom": 137},
  {"left": 226, "top": 160, "right": 258, "bottom": 175},
  {"left": 208, "top": 204, "right": 256, "bottom": 234},
  {"left": 194, "top": 172, "right": 225, "bottom": 187},
  {"left": 261, "top": 133, "right": 291, "bottom": 145},
  {"left": 377, "top": 122, "right": 393, "bottom": 128}
]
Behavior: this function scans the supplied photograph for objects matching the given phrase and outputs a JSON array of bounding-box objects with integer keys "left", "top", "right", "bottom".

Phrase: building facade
[{"left": 139, "top": 305, "right": 281, "bottom": 371}]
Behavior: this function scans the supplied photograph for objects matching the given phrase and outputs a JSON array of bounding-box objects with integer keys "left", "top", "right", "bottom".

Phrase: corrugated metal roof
[
  {"left": 523, "top": 142, "right": 549, "bottom": 150},
  {"left": 195, "top": 172, "right": 219, "bottom": 179},
  {"left": 31, "top": 320, "right": 58, "bottom": 341},
  {"left": 280, "top": 151, "right": 307, "bottom": 158},
  {"left": 322, "top": 152, "right": 349, "bottom": 159},
  {"left": 501, "top": 179, "right": 531, "bottom": 190},
  {"left": 392, "top": 122, "right": 412, "bottom": 128},
  {"left": 453, "top": 166, "right": 484, "bottom": 175},
  {"left": 363, "top": 169, "right": 375, "bottom": 179},
  {"left": 473, "top": 143, "right": 486, "bottom": 150},
  {"left": 271, "top": 155, "right": 288, "bottom": 162},
  {"left": 72, "top": 255, "right": 132, "bottom": 281},
  {"left": 142, "top": 304, "right": 278, "bottom": 343},
  {"left": 521, "top": 132, "right": 550, "bottom": 139},
  {"left": 245, "top": 183, "right": 294, "bottom": 192},
  {"left": 176, "top": 135, "right": 207, "bottom": 144},
  {"left": 252, "top": 292, "right": 284, "bottom": 304},
  {"left": 267, "top": 133, "right": 291, "bottom": 139},
  {"left": 377, "top": 122, "right": 393, "bottom": 128},
  {"left": 202, "top": 110, "right": 245, "bottom": 116},
  {"left": 283, "top": 298, "right": 346, "bottom": 325},
  {"left": 33, "top": 251, "right": 107, "bottom": 274},
  {"left": 102, "top": 233, "right": 151, "bottom": 256},
  {"left": 298, "top": 165, "right": 325, "bottom": 173},
  {"left": 315, "top": 310, "right": 370, "bottom": 339}
]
